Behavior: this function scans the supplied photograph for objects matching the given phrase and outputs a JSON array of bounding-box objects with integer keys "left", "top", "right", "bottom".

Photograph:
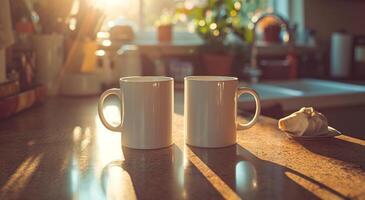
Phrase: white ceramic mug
[
  {"left": 98, "top": 76, "right": 174, "bottom": 149},
  {"left": 184, "top": 76, "right": 261, "bottom": 148},
  {"left": 32, "top": 34, "right": 64, "bottom": 95}
]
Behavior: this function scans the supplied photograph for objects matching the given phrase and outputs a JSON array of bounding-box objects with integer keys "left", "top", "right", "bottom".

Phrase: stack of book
[{"left": 0, "top": 80, "right": 46, "bottom": 120}]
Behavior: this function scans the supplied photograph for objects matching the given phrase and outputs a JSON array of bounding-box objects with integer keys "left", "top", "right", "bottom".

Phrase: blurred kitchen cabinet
[
  {"left": 138, "top": 43, "right": 201, "bottom": 88},
  {"left": 256, "top": 44, "right": 322, "bottom": 80}
]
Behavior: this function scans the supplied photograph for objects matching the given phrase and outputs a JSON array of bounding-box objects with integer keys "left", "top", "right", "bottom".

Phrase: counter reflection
[{"left": 68, "top": 104, "right": 123, "bottom": 200}]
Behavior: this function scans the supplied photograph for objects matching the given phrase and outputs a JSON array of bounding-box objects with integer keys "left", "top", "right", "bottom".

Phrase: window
[{"left": 94, "top": 0, "right": 272, "bottom": 32}]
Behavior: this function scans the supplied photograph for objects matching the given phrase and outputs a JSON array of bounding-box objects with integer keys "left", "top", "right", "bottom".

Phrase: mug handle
[
  {"left": 98, "top": 88, "right": 123, "bottom": 132},
  {"left": 236, "top": 87, "right": 261, "bottom": 129}
]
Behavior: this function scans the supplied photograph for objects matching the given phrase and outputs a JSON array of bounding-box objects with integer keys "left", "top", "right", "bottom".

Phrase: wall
[{"left": 304, "top": 0, "right": 365, "bottom": 43}]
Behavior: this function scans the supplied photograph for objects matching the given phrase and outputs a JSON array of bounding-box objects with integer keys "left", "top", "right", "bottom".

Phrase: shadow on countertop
[
  {"left": 189, "top": 144, "right": 350, "bottom": 200},
  {"left": 298, "top": 138, "right": 365, "bottom": 170},
  {"left": 101, "top": 145, "right": 223, "bottom": 199},
  {"left": 99, "top": 142, "right": 355, "bottom": 200}
]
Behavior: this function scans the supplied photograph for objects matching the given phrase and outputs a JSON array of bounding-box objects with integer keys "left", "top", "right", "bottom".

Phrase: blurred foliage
[
  {"left": 155, "top": 10, "right": 176, "bottom": 26},
  {"left": 176, "top": 0, "right": 270, "bottom": 51},
  {"left": 145, "top": 0, "right": 176, "bottom": 27}
]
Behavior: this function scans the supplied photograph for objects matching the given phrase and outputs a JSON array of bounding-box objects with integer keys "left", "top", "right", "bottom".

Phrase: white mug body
[
  {"left": 98, "top": 76, "right": 173, "bottom": 149},
  {"left": 184, "top": 76, "right": 261, "bottom": 148},
  {"left": 185, "top": 76, "right": 239, "bottom": 148},
  {"left": 121, "top": 76, "right": 173, "bottom": 149}
]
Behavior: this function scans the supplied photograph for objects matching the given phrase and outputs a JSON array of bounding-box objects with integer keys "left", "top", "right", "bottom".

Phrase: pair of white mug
[{"left": 98, "top": 76, "right": 261, "bottom": 149}]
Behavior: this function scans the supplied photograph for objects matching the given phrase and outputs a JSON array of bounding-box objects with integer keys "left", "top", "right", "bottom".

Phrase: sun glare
[{"left": 91, "top": 0, "right": 129, "bottom": 9}]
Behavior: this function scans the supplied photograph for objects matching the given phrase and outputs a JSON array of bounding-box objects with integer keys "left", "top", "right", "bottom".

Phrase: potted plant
[
  {"left": 181, "top": 0, "right": 233, "bottom": 75},
  {"left": 156, "top": 11, "right": 175, "bottom": 43},
  {"left": 178, "top": 0, "right": 272, "bottom": 75}
]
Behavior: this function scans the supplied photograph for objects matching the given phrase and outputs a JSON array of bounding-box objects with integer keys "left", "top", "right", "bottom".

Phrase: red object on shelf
[
  {"left": 0, "top": 80, "right": 20, "bottom": 98},
  {"left": 0, "top": 85, "right": 46, "bottom": 120},
  {"left": 15, "top": 20, "right": 34, "bottom": 33},
  {"left": 263, "top": 24, "right": 281, "bottom": 43},
  {"left": 157, "top": 25, "right": 173, "bottom": 43}
]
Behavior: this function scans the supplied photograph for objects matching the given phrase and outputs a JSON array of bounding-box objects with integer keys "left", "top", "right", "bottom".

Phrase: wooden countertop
[{"left": 0, "top": 96, "right": 364, "bottom": 200}]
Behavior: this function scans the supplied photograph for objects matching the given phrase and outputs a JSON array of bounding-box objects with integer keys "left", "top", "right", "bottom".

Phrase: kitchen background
[{"left": 1, "top": 0, "right": 365, "bottom": 139}]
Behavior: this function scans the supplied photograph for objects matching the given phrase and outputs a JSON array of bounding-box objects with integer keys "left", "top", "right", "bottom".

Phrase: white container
[
  {"left": 330, "top": 32, "right": 352, "bottom": 77},
  {"left": 60, "top": 72, "right": 101, "bottom": 96},
  {"left": 355, "top": 46, "right": 365, "bottom": 63},
  {"left": 114, "top": 45, "right": 142, "bottom": 80},
  {"left": 32, "top": 34, "right": 64, "bottom": 95}
]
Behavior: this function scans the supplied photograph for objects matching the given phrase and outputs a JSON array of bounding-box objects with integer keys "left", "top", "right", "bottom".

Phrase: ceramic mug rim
[
  {"left": 120, "top": 76, "right": 173, "bottom": 83},
  {"left": 184, "top": 76, "right": 238, "bottom": 82}
]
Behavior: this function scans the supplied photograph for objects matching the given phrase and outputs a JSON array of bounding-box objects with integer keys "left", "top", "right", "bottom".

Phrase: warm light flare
[
  {"left": 209, "top": 23, "right": 217, "bottom": 30},
  {"left": 234, "top": 2, "right": 241, "bottom": 10},
  {"left": 97, "top": 31, "right": 110, "bottom": 39},
  {"left": 184, "top": 1, "right": 195, "bottom": 10},
  {"left": 102, "top": 40, "right": 112, "bottom": 47},
  {"left": 95, "top": 49, "right": 106, "bottom": 56},
  {"left": 92, "top": 0, "right": 128, "bottom": 8},
  {"left": 198, "top": 20, "right": 205, "bottom": 27}
]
